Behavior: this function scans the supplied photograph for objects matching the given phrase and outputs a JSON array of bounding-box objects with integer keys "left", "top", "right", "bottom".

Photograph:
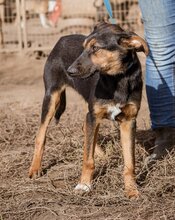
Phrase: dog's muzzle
[
  {"left": 67, "top": 66, "right": 80, "bottom": 77},
  {"left": 67, "top": 65, "right": 98, "bottom": 79}
]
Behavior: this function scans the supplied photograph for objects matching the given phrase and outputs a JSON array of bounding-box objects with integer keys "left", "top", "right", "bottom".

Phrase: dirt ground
[{"left": 0, "top": 52, "right": 175, "bottom": 220}]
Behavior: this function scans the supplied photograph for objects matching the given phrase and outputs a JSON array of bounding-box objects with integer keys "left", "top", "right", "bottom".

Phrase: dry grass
[{"left": 0, "top": 104, "right": 175, "bottom": 220}]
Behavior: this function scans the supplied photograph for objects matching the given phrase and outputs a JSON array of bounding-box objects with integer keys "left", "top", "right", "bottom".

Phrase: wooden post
[
  {"left": 21, "top": 0, "right": 27, "bottom": 51},
  {"left": 15, "top": 0, "right": 22, "bottom": 51}
]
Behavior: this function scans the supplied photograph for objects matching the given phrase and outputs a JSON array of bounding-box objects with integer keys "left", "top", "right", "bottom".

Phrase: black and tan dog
[{"left": 29, "top": 22, "right": 148, "bottom": 198}]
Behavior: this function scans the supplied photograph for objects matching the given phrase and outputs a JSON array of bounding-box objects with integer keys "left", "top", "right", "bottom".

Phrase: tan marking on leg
[
  {"left": 122, "top": 103, "right": 139, "bottom": 119},
  {"left": 29, "top": 90, "right": 62, "bottom": 178},
  {"left": 75, "top": 118, "right": 100, "bottom": 192},
  {"left": 117, "top": 102, "right": 139, "bottom": 122},
  {"left": 93, "top": 102, "right": 111, "bottom": 121},
  {"left": 120, "top": 118, "right": 139, "bottom": 198},
  {"left": 81, "top": 123, "right": 99, "bottom": 183}
]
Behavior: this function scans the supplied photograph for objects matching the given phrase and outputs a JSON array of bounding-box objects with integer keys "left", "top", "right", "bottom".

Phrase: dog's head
[{"left": 67, "top": 22, "right": 149, "bottom": 78}]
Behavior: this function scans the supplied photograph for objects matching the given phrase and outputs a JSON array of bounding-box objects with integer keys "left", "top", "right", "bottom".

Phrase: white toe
[{"left": 74, "top": 183, "right": 91, "bottom": 192}]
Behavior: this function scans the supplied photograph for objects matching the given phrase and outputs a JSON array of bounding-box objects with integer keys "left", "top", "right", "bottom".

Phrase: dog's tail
[{"left": 55, "top": 90, "right": 66, "bottom": 123}]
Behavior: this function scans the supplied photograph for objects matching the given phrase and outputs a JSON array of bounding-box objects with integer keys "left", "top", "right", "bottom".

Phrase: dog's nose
[{"left": 67, "top": 66, "right": 79, "bottom": 76}]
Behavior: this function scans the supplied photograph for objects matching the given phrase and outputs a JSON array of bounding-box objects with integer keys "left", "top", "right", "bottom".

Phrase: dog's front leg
[
  {"left": 75, "top": 112, "right": 99, "bottom": 193},
  {"left": 120, "top": 118, "right": 139, "bottom": 198}
]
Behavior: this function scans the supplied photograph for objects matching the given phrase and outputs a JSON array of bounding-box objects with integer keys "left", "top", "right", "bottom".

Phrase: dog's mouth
[
  {"left": 67, "top": 66, "right": 98, "bottom": 79},
  {"left": 70, "top": 71, "right": 98, "bottom": 79}
]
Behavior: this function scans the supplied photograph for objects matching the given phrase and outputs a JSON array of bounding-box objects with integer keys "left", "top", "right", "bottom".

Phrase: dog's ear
[{"left": 118, "top": 33, "right": 149, "bottom": 56}]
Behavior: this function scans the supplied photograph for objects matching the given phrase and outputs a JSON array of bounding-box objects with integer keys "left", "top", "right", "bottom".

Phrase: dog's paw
[
  {"left": 28, "top": 166, "right": 41, "bottom": 179},
  {"left": 125, "top": 188, "right": 140, "bottom": 199},
  {"left": 74, "top": 183, "right": 92, "bottom": 194}
]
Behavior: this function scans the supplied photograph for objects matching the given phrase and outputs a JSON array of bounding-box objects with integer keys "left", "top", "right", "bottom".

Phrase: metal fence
[{"left": 0, "top": 0, "right": 142, "bottom": 53}]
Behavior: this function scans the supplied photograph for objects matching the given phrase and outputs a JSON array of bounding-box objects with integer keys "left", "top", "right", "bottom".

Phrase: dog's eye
[{"left": 92, "top": 45, "right": 100, "bottom": 52}]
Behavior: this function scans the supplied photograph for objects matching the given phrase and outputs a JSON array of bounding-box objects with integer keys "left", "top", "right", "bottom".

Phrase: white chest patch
[{"left": 107, "top": 104, "right": 121, "bottom": 120}]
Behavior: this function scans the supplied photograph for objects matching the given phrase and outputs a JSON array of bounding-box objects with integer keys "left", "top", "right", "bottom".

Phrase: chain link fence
[{"left": 0, "top": 0, "right": 142, "bottom": 53}]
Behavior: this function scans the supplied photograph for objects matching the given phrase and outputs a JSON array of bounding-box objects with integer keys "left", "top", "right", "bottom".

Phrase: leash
[{"left": 103, "top": 0, "right": 116, "bottom": 24}]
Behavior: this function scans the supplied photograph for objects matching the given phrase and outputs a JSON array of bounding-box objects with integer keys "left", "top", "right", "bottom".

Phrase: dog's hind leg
[
  {"left": 75, "top": 113, "right": 100, "bottom": 193},
  {"left": 29, "top": 89, "right": 63, "bottom": 178},
  {"left": 55, "top": 90, "right": 66, "bottom": 123}
]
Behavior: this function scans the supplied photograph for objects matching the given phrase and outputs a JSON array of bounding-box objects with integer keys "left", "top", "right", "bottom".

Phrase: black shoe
[{"left": 146, "top": 127, "right": 175, "bottom": 162}]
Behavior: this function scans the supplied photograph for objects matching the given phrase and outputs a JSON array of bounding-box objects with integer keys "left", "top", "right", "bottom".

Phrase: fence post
[
  {"left": 15, "top": 0, "right": 22, "bottom": 51},
  {"left": 21, "top": 0, "right": 27, "bottom": 50}
]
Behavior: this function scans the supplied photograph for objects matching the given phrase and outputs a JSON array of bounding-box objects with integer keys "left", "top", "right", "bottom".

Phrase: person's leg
[{"left": 139, "top": 0, "right": 175, "bottom": 159}]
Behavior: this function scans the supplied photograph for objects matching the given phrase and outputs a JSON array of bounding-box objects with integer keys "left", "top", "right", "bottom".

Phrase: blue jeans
[{"left": 139, "top": 0, "right": 175, "bottom": 129}]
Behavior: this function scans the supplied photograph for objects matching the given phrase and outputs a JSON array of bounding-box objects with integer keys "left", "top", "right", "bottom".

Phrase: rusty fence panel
[
  {"left": 21, "top": 0, "right": 96, "bottom": 51},
  {"left": 0, "top": 0, "right": 142, "bottom": 53},
  {"left": 0, "top": 0, "right": 22, "bottom": 52},
  {"left": 95, "top": 0, "right": 142, "bottom": 31}
]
